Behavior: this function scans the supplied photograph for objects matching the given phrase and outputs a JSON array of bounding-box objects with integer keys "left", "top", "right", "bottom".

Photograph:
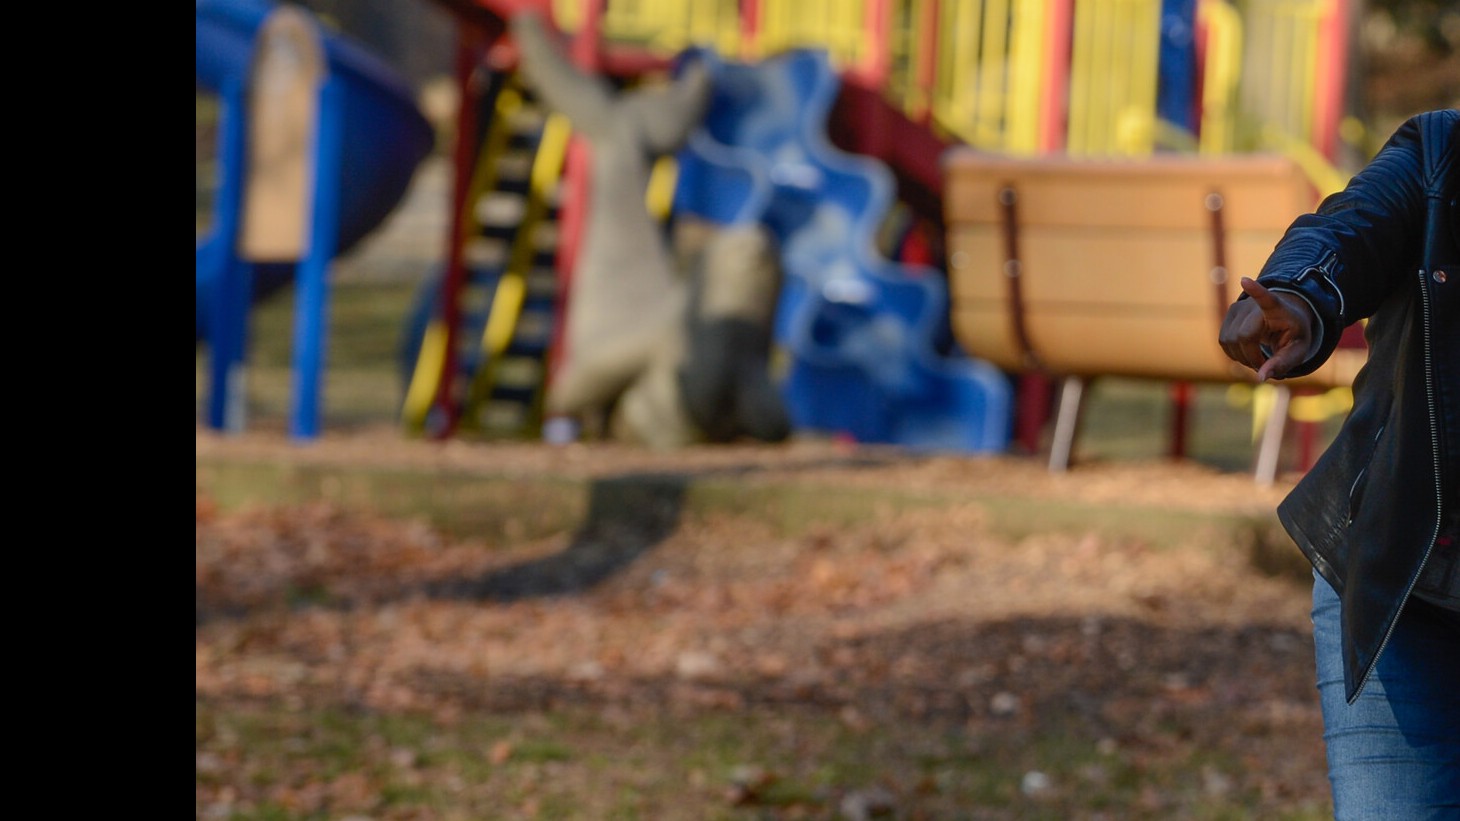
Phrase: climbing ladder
[
  {"left": 401, "top": 71, "right": 569, "bottom": 439},
  {"left": 460, "top": 78, "right": 570, "bottom": 437}
]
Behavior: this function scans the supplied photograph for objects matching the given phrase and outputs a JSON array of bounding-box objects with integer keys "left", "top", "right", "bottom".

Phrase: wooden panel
[
  {"left": 950, "top": 226, "right": 1233, "bottom": 306},
  {"left": 950, "top": 304, "right": 1362, "bottom": 387},
  {"left": 241, "top": 7, "right": 325, "bottom": 262},
  {"left": 943, "top": 151, "right": 1314, "bottom": 230},
  {"left": 952, "top": 305, "right": 1251, "bottom": 380},
  {"left": 941, "top": 151, "right": 1360, "bottom": 387}
]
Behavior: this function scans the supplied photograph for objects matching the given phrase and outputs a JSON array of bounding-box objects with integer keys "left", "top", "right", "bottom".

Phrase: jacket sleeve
[{"left": 1246, "top": 110, "right": 1451, "bottom": 377}]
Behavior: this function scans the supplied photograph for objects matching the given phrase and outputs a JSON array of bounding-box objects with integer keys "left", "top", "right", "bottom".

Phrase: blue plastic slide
[
  {"left": 194, "top": 0, "right": 434, "bottom": 342},
  {"left": 671, "top": 48, "right": 1013, "bottom": 453}
]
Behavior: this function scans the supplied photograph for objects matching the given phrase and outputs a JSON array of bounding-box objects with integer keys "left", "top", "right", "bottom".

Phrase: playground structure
[
  {"left": 395, "top": 0, "right": 1358, "bottom": 469},
  {"left": 195, "top": 0, "right": 1364, "bottom": 474},
  {"left": 195, "top": 0, "right": 435, "bottom": 438}
]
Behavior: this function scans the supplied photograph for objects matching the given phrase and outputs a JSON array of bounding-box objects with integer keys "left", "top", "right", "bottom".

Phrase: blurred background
[
  {"left": 195, "top": 4, "right": 1459, "bottom": 817},
  {"left": 195, "top": 0, "right": 1458, "bottom": 476}
]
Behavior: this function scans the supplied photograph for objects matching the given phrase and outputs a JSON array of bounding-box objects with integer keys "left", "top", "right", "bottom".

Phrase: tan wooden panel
[
  {"left": 940, "top": 150, "right": 1359, "bottom": 389},
  {"left": 240, "top": 7, "right": 325, "bottom": 262},
  {"left": 943, "top": 151, "right": 1316, "bottom": 231},
  {"left": 951, "top": 303, "right": 1362, "bottom": 388},
  {"left": 950, "top": 227, "right": 1282, "bottom": 296},
  {"left": 952, "top": 304, "right": 1245, "bottom": 379},
  {"left": 949, "top": 225, "right": 1240, "bottom": 308}
]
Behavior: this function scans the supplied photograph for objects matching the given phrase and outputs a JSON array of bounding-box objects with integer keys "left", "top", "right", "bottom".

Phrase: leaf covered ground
[{"left": 196, "top": 428, "right": 1332, "bottom": 820}]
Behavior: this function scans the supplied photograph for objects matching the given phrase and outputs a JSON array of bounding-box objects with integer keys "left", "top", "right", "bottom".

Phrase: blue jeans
[{"left": 1312, "top": 572, "right": 1460, "bottom": 820}]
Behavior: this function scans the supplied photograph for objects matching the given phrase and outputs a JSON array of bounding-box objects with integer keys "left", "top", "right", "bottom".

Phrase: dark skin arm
[{"left": 1218, "top": 277, "right": 1320, "bottom": 382}]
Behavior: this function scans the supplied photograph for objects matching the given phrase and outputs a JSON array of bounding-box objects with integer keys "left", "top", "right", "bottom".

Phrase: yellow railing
[
  {"left": 883, "top": 0, "right": 934, "bottom": 120},
  {"left": 1066, "top": 0, "right": 1163, "bottom": 156},
  {"left": 552, "top": 0, "right": 742, "bottom": 54},
  {"left": 546, "top": 0, "right": 1184, "bottom": 160},
  {"left": 928, "top": 0, "right": 1050, "bottom": 153},
  {"left": 1197, "top": 0, "right": 1242, "bottom": 155},
  {"left": 545, "top": 0, "right": 1348, "bottom": 177},
  {"left": 1232, "top": 0, "right": 1347, "bottom": 194},
  {"left": 1236, "top": 0, "right": 1323, "bottom": 150},
  {"left": 753, "top": 0, "right": 872, "bottom": 67}
]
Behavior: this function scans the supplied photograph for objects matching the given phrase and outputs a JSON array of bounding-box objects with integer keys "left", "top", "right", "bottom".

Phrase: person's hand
[{"left": 1219, "top": 277, "right": 1318, "bottom": 382}]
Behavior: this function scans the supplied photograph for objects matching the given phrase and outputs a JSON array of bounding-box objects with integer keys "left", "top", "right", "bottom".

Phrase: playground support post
[
  {"left": 422, "top": 29, "right": 493, "bottom": 441},
  {"left": 202, "top": 6, "right": 345, "bottom": 443},
  {"left": 207, "top": 76, "right": 253, "bottom": 435},
  {"left": 288, "top": 77, "right": 346, "bottom": 441}
]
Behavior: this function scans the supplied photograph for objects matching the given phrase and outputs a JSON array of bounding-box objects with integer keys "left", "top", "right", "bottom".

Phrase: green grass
[
  {"left": 195, "top": 279, "right": 422, "bottom": 430},
  {"left": 197, "top": 699, "right": 1331, "bottom": 820},
  {"left": 196, "top": 455, "right": 1294, "bottom": 584},
  {"left": 197, "top": 277, "right": 1341, "bottom": 469}
]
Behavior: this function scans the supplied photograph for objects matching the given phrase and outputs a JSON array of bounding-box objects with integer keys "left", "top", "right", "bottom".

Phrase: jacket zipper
[
  {"left": 1349, "top": 269, "right": 1444, "bottom": 704},
  {"left": 1299, "top": 251, "right": 1345, "bottom": 319}
]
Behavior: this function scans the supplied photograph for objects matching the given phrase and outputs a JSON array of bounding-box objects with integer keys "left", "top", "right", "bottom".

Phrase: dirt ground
[
  {"left": 196, "top": 426, "right": 1331, "bottom": 819},
  {"left": 195, "top": 423, "right": 1299, "bottom": 509}
]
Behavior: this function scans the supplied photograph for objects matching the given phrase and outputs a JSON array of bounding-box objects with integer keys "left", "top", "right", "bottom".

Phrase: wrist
[{"left": 1266, "top": 287, "right": 1324, "bottom": 362}]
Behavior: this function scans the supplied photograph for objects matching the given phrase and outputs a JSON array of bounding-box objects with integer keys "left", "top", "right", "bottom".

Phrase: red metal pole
[
  {"left": 1313, "top": 0, "right": 1347, "bottom": 160},
  {"left": 430, "top": 28, "right": 489, "bottom": 439},
  {"left": 852, "top": 0, "right": 892, "bottom": 87},
  {"left": 1015, "top": 374, "right": 1053, "bottom": 455},
  {"left": 1169, "top": 382, "right": 1191, "bottom": 460},
  {"left": 740, "top": 0, "right": 761, "bottom": 59},
  {"left": 1039, "top": 0, "right": 1073, "bottom": 153},
  {"left": 911, "top": 0, "right": 939, "bottom": 125}
]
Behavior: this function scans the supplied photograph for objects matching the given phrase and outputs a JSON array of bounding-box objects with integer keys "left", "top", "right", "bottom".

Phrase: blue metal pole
[
  {"left": 1157, "top": 0, "right": 1199, "bottom": 134},
  {"left": 207, "top": 75, "right": 253, "bottom": 433},
  {"left": 289, "top": 76, "right": 345, "bottom": 441}
]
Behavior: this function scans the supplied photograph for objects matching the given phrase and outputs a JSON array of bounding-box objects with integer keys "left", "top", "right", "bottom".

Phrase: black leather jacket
[{"left": 1246, "top": 109, "right": 1458, "bottom": 704}]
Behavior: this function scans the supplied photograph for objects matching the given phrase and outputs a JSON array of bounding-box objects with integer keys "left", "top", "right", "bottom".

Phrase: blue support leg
[
  {"left": 289, "top": 78, "right": 345, "bottom": 441},
  {"left": 206, "top": 76, "right": 252, "bottom": 433}
]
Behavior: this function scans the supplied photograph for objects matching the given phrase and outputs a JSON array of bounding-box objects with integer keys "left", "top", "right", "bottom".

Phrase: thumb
[{"left": 1240, "top": 277, "right": 1286, "bottom": 317}]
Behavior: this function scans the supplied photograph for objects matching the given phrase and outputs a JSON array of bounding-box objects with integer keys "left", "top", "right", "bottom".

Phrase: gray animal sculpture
[{"left": 512, "top": 12, "right": 789, "bottom": 448}]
